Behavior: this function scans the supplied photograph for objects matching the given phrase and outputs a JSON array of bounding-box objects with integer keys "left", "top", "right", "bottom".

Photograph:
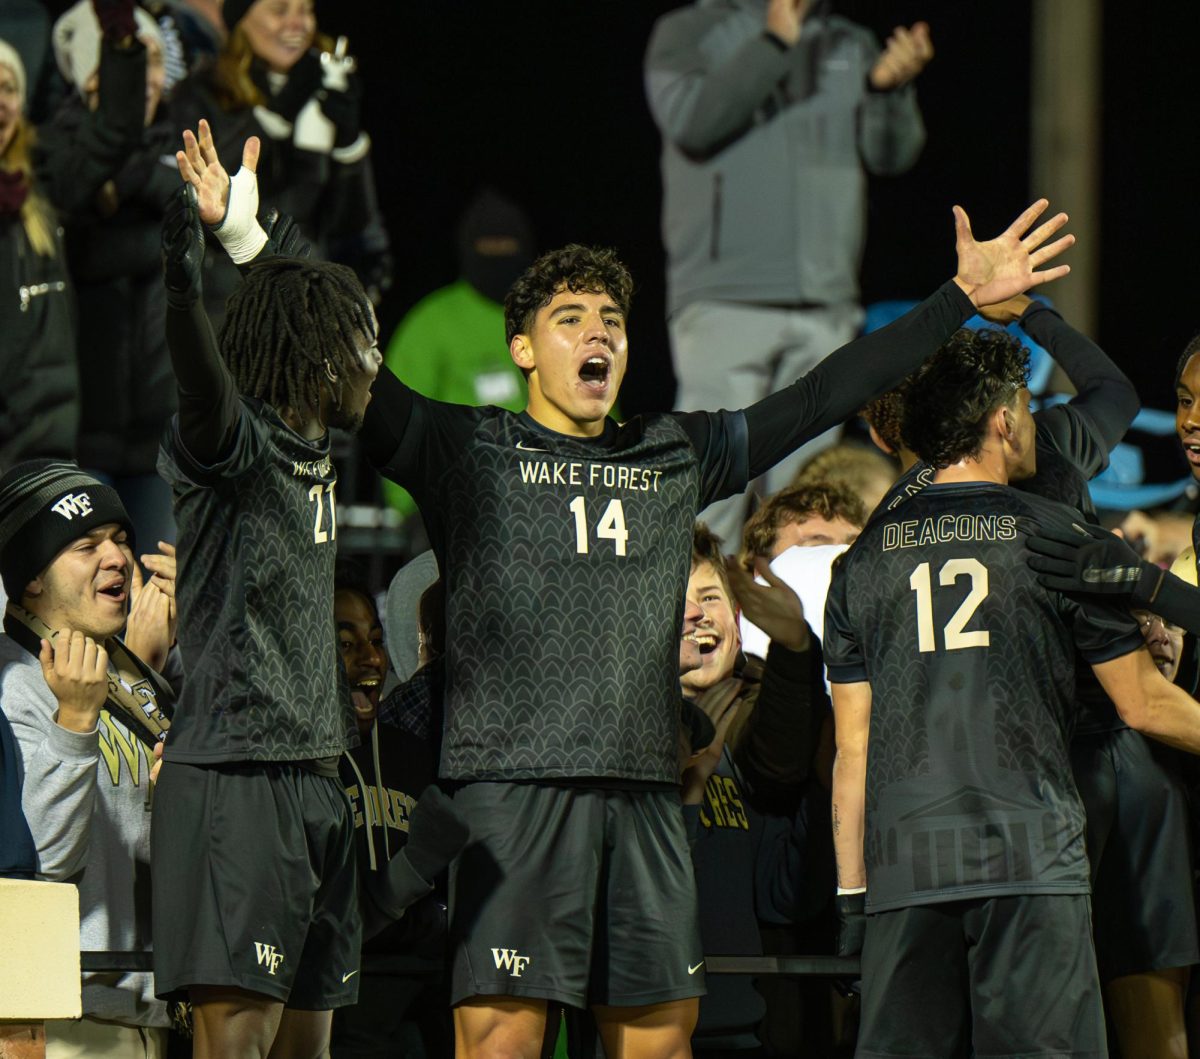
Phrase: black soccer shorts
[
  {"left": 151, "top": 760, "right": 362, "bottom": 1009},
  {"left": 448, "top": 782, "right": 705, "bottom": 1009},
  {"left": 1072, "top": 727, "right": 1199, "bottom": 981},
  {"left": 858, "top": 894, "right": 1105, "bottom": 1059}
]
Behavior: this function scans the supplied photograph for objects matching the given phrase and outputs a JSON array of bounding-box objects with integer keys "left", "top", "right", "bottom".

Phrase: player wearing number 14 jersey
[
  {"left": 824, "top": 330, "right": 1200, "bottom": 1058},
  {"left": 359, "top": 201, "right": 1082, "bottom": 1056}
]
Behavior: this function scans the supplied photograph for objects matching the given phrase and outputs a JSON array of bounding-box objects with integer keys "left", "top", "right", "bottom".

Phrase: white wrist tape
[
  {"left": 836, "top": 886, "right": 867, "bottom": 896},
  {"left": 212, "top": 164, "right": 268, "bottom": 264}
]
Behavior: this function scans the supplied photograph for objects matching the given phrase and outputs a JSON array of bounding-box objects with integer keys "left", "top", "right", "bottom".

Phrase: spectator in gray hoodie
[
  {"left": 0, "top": 459, "right": 176, "bottom": 1058},
  {"left": 645, "top": 0, "right": 932, "bottom": 544}
]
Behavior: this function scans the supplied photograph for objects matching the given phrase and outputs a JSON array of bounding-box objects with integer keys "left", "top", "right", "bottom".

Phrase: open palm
[
  {"left": 175, "top": 118, "right": 260, "bottom": 228},
  {"left": 954, "top": 198, "right": 1074, "bottom": 308}
]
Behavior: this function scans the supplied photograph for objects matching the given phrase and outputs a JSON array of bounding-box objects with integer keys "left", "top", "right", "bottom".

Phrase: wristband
[
  {"left": 211, "top": 165, "right": 267, "bottom": 264},
  {"left": 837, "top": 885, "right": 866, "bottom": 896}
]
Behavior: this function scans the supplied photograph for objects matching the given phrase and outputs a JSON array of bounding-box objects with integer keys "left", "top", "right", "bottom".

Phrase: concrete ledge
[{"left": 0, "top": 880, "right": 80, "bottom": 1020}]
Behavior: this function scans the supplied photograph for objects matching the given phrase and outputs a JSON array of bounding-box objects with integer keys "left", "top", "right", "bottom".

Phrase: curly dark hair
[
  {"left": 220, "top": 257, "right": 374, "bottom": 418},
  {"left": 504, "top": 244, "right": 633, "bottom": 344},
  {"left": 741, "top": 481, "right": 867, "bottom": 565},
  {"left": 902, "top": 328, "right": 1030, "bottom": 470},
  {"left": 1175, "top": 333, "right": 1200, "bottom": 390},
  {"left": 861, "top": 383, "right": 911, "bottom": 455}
]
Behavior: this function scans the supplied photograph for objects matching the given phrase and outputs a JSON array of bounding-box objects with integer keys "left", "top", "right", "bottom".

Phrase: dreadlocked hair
[{"left": 219, "top": 257, "right": 373, "bottom": 416}]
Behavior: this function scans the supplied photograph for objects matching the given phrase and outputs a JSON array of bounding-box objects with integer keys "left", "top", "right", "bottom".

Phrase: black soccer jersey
[
  {"left": 158, "top": 398, "right": 355, "bottom": 763},
  {"left": 825, "top": 483, "right": 1143, "bottom": 912},
  {"left": 377, "top": 397, "right": 747, "bottom": 784}
]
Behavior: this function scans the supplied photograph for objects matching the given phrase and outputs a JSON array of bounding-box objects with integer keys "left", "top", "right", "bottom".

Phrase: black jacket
[{"left": 35, "top": 39, "right": 178, "bottom": 475}]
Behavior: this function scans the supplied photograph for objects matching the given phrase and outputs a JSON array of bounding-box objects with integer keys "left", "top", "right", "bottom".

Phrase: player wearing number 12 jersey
[
  {"left": 824, "top": 330, "right": 1200, "bottom": 1058},
  {"left": 360, "top": 201, "right": 1081, "bottom": 1056}
]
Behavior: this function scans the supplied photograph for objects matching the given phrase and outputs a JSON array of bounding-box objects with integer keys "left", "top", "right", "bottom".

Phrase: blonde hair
[
  {"left": 2, "top": 120, "right": 56, "bottom": 258},
  {"left": 212, "top": 24, "right": 335, "bottom": 112}
]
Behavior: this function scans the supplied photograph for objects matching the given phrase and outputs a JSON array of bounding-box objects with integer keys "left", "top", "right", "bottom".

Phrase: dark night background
[{"left": 41, "top": 0, "right": 1200, "bottom": 481}]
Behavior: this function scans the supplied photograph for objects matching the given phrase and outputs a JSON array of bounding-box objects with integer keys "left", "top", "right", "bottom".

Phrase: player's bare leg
[
  {"left": 593, "top": 998, "right": 697, "bottom": 1059},
  {"left": 1106, "top": 967, "right": 1189, "bottom": 1059},
  {"left": 268, "top": 1008, "right": 333, "bottom": 1059},
  {"left": 454, "top": 996, "right": 548, "bottom": 1059},
  {"left": 190, "top": 986, "right": 284, "bottom": 1059}
]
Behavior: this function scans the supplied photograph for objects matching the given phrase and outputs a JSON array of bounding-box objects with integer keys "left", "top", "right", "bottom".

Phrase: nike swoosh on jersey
[
  {"left": 514, "top": 440, "right": 549, "bottom": 452},
  {"left": 342, "top": 970, "right": 359, "bottom": 983},
  {"left": 688, "top": 961, "right": 704, "bottom": 975}
]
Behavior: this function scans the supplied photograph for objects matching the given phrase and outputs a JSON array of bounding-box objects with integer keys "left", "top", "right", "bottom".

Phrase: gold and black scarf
[{"left": 4, "top": 602, "right": 173, "bottom": 749}]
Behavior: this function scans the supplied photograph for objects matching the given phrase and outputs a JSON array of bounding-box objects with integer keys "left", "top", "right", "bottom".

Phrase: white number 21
[
  {"left": 568, "top": 496, "right": 629, "bottom": 556},
  {"left": 908, "top": 558, "right": 990, "bottom": 652},
  {"left": 308, "top": 482, "right": 337, "bottom": 544}
]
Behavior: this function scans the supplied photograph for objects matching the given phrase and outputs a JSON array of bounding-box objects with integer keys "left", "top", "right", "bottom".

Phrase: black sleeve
[
  {"left": 1022, "top": 303, "right": 1139, "bottom": 468},
  {"left": 741, "top": 281, "right": 975, "bottom": 478},
  {"left": 734, "top": 638, "right": 830, "bottom": 813},
  {"left": 360, "top": 365, "right": 419, "bottom": 469},
  {"left": 1147, "top": 572, "right": 1200, "bottom": 638},
  {"left": 823, "top": 555, "right": 868, "bottom": 684},
  {"left": 165, "top": 295, "right": 241, "bottom": 466}
]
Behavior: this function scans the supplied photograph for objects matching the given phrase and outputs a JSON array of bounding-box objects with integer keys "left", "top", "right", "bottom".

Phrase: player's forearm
[
  {"left": 744, "top": 280, "right": 974, "bottom": 477},
  {"left": 1135, "top": 680, "right": 1200, "bottom": 755},
  {"left": 1145, "top": 571, "right": 1200, "bottom": 637},
  {"left": 166, "top": 299, "right": 240, "bottom": 464},
  {"left": 1020, "top": 304, "right": 1139, "bottom": 451},
  {"left": 831, "top": 748, "right": 867, "bottom": 889}
]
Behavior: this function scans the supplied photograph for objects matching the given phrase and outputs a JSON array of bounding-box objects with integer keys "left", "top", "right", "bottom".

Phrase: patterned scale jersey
[
  {"left": 824, "top": 482, "right": 1144, "bottom": 913},
  {"left": 380, "top": 396, "right": 747, "bottom": 784},
  {"left": 874, "top": 401, "right": 1121, "bottom": 737},
  {"left": 158, "top": 398, "right": 356, "bottom": 762}
]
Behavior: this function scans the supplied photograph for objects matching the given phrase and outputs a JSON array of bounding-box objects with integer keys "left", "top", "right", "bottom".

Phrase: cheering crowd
[{"left": 3, "top": 2, "right": 1199, "bottom": 1059}]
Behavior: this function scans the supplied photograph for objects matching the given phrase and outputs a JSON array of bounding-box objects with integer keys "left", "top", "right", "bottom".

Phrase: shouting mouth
[{"left": 579, "top": 356, "right": 611, "bottom": 394}]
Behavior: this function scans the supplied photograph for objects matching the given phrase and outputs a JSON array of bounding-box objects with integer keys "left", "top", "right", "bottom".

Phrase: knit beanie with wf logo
[{"left": 0, "top": 460, "right": 134, "bottom": 598}]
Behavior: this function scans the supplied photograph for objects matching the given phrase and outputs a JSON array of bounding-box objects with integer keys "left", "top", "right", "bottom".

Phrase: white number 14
[{"left": 569, "top": 496, "right": 629, "bottom": 556}]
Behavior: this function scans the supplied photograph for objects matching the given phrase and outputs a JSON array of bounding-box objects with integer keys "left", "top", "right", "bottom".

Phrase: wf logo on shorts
[
  {"left": 491, "top": 948, "right": 531, "bottom": 978},
  {"left": 254, "top": 942, "right": 285, "bottom": 976},
  {"left": 50, "top": 492, "right": 93, "bottom": 520}
]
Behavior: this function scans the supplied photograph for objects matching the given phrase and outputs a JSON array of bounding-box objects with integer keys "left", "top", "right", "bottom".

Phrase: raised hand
[
  {"left": 765, "top": 0, "right": 808, "bottom": 47},
  {"left": 869, "top": 22, "right": 934, "bottom": 90},
  {"left": 175, "top": 119, "right": 260, "bottom": 228},
  {"left": 725, "top": 556, "right": 810, "bottom": 652},
  {"left": 1026, "top": 520, "right": 1162, "bottom": 606},
  {"left": 40, "top": 629, "right": 109, "bottom": 733},
  {"left": 123, "top": 560, "right": 173, "bottom": 672},
  {"left": 953, "top": 199, "right": 1074, "bottom": 309}
]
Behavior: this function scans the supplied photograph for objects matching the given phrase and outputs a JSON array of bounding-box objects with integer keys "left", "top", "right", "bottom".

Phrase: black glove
[
  {"left": 266, "top": 50, "right": 323, "bottom": 124},
  {"left": 403, "top": 785, "right": 470, "bottom": 884},
  {"left": 261, "top": 207, "right": 313, "bottom": 259},
  {"left": 318, "top": 73, "right": 363, "bottom": 149},
  {"left": 835, "top": 891, "right": 866, "bottom": 957},
  {"left": 162, "top": 184, "right": 204, "bottom": 303},
  {"left": 93, "top": 0, "right": 137, "bottom": 41},
  {"left": 1026, "top": 520, "right": 1163, "bottom": 607}
]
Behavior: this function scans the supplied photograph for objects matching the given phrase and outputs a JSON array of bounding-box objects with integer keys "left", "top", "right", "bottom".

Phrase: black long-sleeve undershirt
[
  {"left": 1021, "top": 302, "right": 1140, "bottom": 458},
  {"left": 164, "top": 293, "right": 241, "bottom": 466},
  {"left": 361, "top": 280, "right": 976, "bottom": 484}
]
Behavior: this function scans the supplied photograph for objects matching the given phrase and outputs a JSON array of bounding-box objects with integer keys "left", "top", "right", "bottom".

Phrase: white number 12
[{"left": 909, "top": 558, "right": 990, "bottom": 652}]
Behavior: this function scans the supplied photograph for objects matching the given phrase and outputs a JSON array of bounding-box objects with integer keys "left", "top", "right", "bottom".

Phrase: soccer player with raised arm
[
  {"left": 151, "top": 126, "right": 381, "bottom": 1059},
  {"left": 350, "top": 199, "right": 1076, "bottom": 1059}
]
